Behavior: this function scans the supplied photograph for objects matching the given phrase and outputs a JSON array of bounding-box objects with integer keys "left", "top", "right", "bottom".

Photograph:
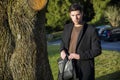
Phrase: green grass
[
  {"left": 47, "top": 45, "right": 60, "bottom": 80},
  {"left": 48, "top": 45, "right": 120, "bottom": 80}
]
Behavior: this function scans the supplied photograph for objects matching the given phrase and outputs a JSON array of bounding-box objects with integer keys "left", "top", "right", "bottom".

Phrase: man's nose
[{"left": 74, "top": 16, "right": 78, "bottom": 19}]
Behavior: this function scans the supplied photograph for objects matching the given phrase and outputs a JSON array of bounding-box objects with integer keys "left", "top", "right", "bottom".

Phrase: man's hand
[{"left": 68, "top": 53, "right": 80, "bottom": 60}]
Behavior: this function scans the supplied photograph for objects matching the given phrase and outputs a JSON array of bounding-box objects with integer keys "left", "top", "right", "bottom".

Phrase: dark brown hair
[{"left": 69, "top": 3, "right": 83, "bottom": 13}]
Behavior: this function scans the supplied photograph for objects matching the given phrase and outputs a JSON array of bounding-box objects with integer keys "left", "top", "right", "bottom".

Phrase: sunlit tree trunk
[{"left": 0, "top": 0, "right": 53, "bottom": 80}]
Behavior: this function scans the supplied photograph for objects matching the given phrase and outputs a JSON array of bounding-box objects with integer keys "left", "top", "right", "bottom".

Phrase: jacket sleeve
[
  {"left": 60, "top": 25, "right": 66, "bottom": 52},
  {"left": 79, "top": 27, "right": 102, "bottom": 60},
  {"left": 60, "top": 38, "right": 65, "bottom": 52}
]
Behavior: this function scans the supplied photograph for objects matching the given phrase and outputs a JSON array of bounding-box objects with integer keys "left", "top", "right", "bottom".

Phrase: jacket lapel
[
  {"left": 76, "top": 23, "right": 88, "bottom": 50},
  {"left": 66, "top": 23, "right": 74, "bottom": 49}
]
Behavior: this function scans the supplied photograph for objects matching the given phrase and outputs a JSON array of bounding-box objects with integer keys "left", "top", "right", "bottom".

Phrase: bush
[{"left": 104, "top": 6, "right": 120, "bottom": 27}]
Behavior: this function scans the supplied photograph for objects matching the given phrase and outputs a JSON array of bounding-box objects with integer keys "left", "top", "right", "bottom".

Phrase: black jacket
[{"left": 60, "top": 23, "right": 101, "bottom": 80}]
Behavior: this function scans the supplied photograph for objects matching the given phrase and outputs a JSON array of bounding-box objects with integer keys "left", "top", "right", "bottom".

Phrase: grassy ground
[
  {"left": 95, "top": 50, "right": 120, "bottom": 80},
  {"left": 47, "top": 45, "right": 120, "bottom": 80}
]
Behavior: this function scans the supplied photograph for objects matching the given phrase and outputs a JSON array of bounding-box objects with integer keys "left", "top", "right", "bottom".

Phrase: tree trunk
[{"left": 0, "top": 0, "right": 53, "bottom": 80}]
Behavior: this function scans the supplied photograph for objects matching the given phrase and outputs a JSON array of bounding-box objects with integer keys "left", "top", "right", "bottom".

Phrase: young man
[{"left": 60, "top": 3, "right": 101, "bottom": 80}]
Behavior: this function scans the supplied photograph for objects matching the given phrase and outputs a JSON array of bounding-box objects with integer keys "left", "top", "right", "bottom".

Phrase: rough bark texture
[
  {"left": 0, "top": 0, "right": 53, "bottom": 80},
  {"left": 0, "top": 1, "right": 14, "bottom": 80}
]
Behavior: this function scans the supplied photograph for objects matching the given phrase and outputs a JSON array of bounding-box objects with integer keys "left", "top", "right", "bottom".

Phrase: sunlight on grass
[
  {"left": 47, "top": 45, "right": 59, "bottom": 80},
  {"left": 95, "top": 50, "right": 120, "bottom": 80},
  {"left": 48, "top": 45, "right": 120, "bottom": 80}
]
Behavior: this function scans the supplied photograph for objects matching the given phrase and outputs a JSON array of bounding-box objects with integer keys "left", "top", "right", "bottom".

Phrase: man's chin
[{"left": 74, "top": 22, "right": 79, "bottom": 25}]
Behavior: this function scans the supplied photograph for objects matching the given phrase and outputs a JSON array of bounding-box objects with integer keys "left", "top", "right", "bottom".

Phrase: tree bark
[
  {"left": 0, "top": 1, "right": 14, "bottom": 79},
  {"left": 0, "top": 0, "right": 53, "bottom": 80}
]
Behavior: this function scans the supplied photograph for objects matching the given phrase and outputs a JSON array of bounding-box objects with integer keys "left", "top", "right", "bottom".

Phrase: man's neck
[
  {"left": 74, "top": 23, "right": 84, "bottom": 27},
  {"left": 74, "top": 21, "right": 84, "bottom": 27}
]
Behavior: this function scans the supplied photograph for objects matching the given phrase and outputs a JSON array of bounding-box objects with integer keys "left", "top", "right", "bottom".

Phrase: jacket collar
[{"left": 76, "top": 23, "right": 88, "bottom": 50}]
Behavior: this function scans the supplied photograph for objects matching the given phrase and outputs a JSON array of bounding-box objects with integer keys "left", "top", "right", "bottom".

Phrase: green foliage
[
  {"left": 48, "top": 45, "right": 120, "bottom": 80},
  {"left": 46, "top": 0, "right": 119, "bottom": 33},
  {"left": 46, "top": 0, "right": 71, "bottom": 32},
  {"left": 105, "top": 6, "right": 120, "bottom": 27},
  {"left": 91, "top": 0, "right": 110, "bottom": 25},
  {"left": 46, "top": 0, "right": 95, "bottom": 33}
]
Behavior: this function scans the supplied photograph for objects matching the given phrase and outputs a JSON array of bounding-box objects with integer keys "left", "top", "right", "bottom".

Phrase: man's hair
[{"left": 69, "top": 3, "right": 83, "bottom": 13}]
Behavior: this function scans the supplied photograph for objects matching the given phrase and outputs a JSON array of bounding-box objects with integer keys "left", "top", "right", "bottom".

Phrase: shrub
[{"left": 104, "top": 6, "right": 120, "bottom": 27}]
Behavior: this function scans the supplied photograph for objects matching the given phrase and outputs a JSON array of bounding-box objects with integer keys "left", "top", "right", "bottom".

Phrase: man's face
[{"left": 69, "top": 10, "right": 83, "bottom": 25}]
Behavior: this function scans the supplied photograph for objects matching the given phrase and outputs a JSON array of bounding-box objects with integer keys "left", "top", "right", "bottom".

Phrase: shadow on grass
[
  {"left": 96, "top": 71, "right": 120, "bottom": 80},
  {"left": 47, "top": 45, "right": 60, "bottom": 57}
]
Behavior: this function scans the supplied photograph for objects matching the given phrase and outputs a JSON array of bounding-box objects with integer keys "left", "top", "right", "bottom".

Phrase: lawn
[{"left": 47, "top": 45, "right": 120, "bottom": 80}]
